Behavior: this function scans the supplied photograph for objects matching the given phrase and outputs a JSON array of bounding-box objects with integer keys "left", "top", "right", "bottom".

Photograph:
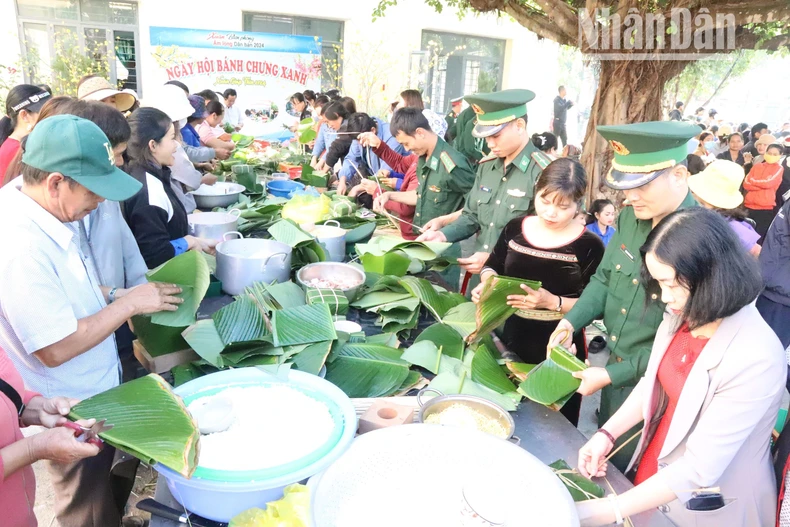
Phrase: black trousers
[{"left": 553, "top": 119, "right": 567, "bottom": 147}]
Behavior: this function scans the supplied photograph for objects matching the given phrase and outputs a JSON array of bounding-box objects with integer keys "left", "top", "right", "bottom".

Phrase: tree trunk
[{"left": 580, "top": 59, "right": 689, "bottom": 206}]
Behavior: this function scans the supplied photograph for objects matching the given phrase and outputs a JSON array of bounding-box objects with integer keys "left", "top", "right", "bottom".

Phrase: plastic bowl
[
  {"left": 266, "top": 179, "right": 305, "bottom": 199},
  {"left": 154, "top": 368, "right": 357, "bottom": 522}
]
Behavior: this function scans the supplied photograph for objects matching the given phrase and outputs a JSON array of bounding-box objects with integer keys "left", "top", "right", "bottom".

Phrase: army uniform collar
[
  {"left": 423, "top": 137, "right": 447, "bottom": 172},
  {"left": 493, "top": 140, "right": 538, "bottom": 173}
]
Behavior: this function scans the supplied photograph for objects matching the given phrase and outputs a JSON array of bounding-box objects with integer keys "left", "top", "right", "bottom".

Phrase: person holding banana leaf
[
  {"left": 548, "top": 121, "right": 700, "bottom": 471},
  {"left": 471, "top": 158, "right": 604, "bottom": 426}
]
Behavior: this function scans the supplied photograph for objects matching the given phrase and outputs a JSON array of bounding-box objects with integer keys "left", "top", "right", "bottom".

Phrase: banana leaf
[
  {"left": 235, "top": 354, "right": 279, "bottom": 367},
  {"left": 400, "top": 340, "right": 445, "bottom": 374},
  {"left": 268, "top": 219, "right": 314, "bottom": 247},
  {"left": 441, "top": 302, "right": 477, "bottom": 339},
  {"left": 344, "top": 221, "right": 376, "bottom": 243},
  {"left": 365, "top": 274, "right": 409, "bottom": 294},
  {"left": 290, "top": 340, "right": 333, "bottom": 375},
  {"left": 260, "top": 280, "right": 306, "bottom": 310},
  {"left": 324, "top": 343, "right": 410, "bottom": 398},
  {"left": 182, "top": 320, "right": 226, "bottom": 368},
  {"left": 398, "top": 370, "right": 423, "bottom": 393},
  {"left": 298, "top": 164, "right": 329, "bottom": 188},
  {"left": 271, "top": 304, "right": 337, "bottom": 347},
  {"left": 399, "top": 276, "right": 467, "bottom": 321},
  {"left": 235, "top": 169, "right": 264, "bottom": 194},
  {"left": 549, "top": 459, "right": 605, "bottom": 501},
  {"left": 413, "top": 323, "right": 464, "bottom": 361},
  {"left": 518, "top": 346, "right": 587, "bottom": 409},
  {"left": 222, "top": 344, "right": 284, "bottom": 366},
  {"left": 467, "top": 275, "right": 542, "bottom": 344},
  {"left": 350, "top": 291, "right": 413, "bottom": 310},
  {"left": 212, "top": 296, "right": 269, "bottom": 345},
  {"left": 172, "top": 363, "right": 204, "bottom": 387},
  {"left": 375, "top": 296, "right": 421, "bottom": 313},
  {"left": 69, "top": 374, "right": 200, "bottom": 478},
  {"left": 365, "top": 332, "right": 400, "bottom": 347},
  {"left": 146, "top": 251, "right": 210, "bottom": 327},
  {"left": 506, "top": 361, "right": 538, "bottom": 382},
  {"left": 428, "top": 370, "right": 518, "bottom": 411},
  {"left": 355, "top": 236, "right": 451, "bottom": 261},
  {"left": 305, "top": 288, "right": 349, "bottom": 315},
  {"left": 361, "top": 251, "right": 411, "bottom": 276},
  {"left": 130, "top": 315, "right": 188, "bottom": 357},
  {"left": 470, "top": 337, "right": 518, "bottom": 394}
]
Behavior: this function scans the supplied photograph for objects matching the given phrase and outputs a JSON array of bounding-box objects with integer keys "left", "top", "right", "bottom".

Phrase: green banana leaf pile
[
  {"left": 467, "top": 275, "right": 542, "bottom": 344},
  {"left": 69, "top": 374, "right": 200, "bottom": 478},
  {"left": 268, "top": 219, "right": 328, "bottom": 269},
  {"left": 297, "top": 163, "right": 329, "bottom": 189},
  {"left": 355, "top": 236, "right": 453, "bottom": 277},
  {"left": 518, "top": 346, "right": 587, "bottom": 410}
]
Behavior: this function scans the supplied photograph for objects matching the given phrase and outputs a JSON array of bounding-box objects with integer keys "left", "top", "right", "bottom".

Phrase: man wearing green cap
[
  {"left": 418, "top": 89, "right": 546, "bottom": 290},
  {"left": 549, "top": 120, "right": 700, "bottom": 472},
  {"left": 445, "top": 96, "right": 464, "bottom": 142},
  {"left": 0, "top": 115, "right": 184, "bottom": 526}
]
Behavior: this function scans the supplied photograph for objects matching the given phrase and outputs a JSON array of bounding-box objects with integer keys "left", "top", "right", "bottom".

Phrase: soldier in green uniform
[
  {"left": 361, "top": 107, "right": 476, "bottom": 288},
  {"left": 418, "top": 89, "right": 546, "bottom": 291},
  {"left": 445, "top": 96, "right": 464, "bottom": 142},
  {"left": 452, "top": 104, "right": 491, "bottom": 166},
  {"left": 549, "top": 121, "right": 700, "bottom": 472}
]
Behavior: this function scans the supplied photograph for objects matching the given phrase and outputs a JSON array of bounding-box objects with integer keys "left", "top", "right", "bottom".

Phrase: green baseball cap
[
  {"left": 465, "top": 89, "right": 536, "bottom": 138},
  {"left": 597, "top": 121, "right": 701, "bottom": 190},
  {"left": 22, "top": 114, "right": 142, "bottom": 201}
]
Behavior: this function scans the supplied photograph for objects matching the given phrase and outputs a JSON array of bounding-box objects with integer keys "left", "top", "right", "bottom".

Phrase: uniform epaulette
[
  {"left": 439, "top": 151, "right": 456, "bottom": 172},
  {"left": 530, "top": 151, "right": 554, "bottom": 170},
  {"left": 479, "top": 152, "right": 498, "bottom": 163}
]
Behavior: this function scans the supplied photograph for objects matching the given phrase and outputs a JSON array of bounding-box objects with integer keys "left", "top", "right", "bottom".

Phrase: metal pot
[
  {"left": 416, "top": 388, "right": 519, "bottom": 444},
  {"left": 296, "top": 262, "right": 365, "bottom": 301},
  {"left": 191, "top": 182, "right": 245, "bottom": 209},
  {"left": 188, "top": 210, "right": 240, "bottom": 241},
  {"left": 311, "top": 220, "right": 346, "bottom": 262},
  {"left": 215, "top": 232, "right": 292, "bottom": 295}
]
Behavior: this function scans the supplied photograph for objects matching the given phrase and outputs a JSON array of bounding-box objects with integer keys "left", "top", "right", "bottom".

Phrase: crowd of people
[{"left": 0, "top": 74, "right": 789, "bottom": 527}]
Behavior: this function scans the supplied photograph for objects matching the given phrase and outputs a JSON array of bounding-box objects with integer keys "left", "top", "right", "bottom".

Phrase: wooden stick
[{"left": 377, "top": 209, "right": 426, "bottom": 233}]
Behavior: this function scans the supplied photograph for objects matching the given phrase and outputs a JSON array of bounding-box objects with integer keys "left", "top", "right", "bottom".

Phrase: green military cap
[
  {"left": 597, "top": 121, "right": 701, "bottom": 190},
  {"left": 466, "top": 89, "right": 536, "bottom": 138}
]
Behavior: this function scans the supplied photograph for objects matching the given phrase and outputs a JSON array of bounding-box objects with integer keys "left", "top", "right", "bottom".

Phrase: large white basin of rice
[{"left": 188, "top": 385, "right": 335, "bottom": 471}]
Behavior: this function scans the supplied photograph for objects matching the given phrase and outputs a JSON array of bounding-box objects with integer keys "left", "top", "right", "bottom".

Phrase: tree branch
[
  {"left": 503, "top": 2, "right": 578, "bottom": 45},
  {"left": 530, "top": 0, "right": 580, "bottom": 41}
]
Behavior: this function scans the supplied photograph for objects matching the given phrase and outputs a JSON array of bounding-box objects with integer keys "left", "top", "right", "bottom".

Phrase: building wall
[
  {"left": 135, "top": 0, "right": 560, "bottom": 130},
  {"left": 0, "top": 0, "right": 562, "bottom": 130}
]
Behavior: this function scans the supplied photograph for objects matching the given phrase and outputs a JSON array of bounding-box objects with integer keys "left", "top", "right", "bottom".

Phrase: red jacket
[
  {"left": 373, "top": 142, "right": 419, "bottom": 240},
  {"left": 744, "top": 162, "right": 783, "bottom": 210}
]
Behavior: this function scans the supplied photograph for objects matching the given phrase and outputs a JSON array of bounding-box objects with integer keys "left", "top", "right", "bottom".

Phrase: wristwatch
[
  {"left": 554, "top": 295, "right": 563, "bottom": 312},
  {"left": 108, "top": 287, "right": 118, "bottom": 304}
]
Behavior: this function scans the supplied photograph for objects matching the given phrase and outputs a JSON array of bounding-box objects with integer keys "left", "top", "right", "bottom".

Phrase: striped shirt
[{"left": 0, "top": 183, "right": 121, "bottom": 399}]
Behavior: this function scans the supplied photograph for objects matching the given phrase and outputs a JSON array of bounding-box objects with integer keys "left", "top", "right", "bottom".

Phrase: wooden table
[{"left": 149, "top": 398, "right": 672, "bottom": 526}]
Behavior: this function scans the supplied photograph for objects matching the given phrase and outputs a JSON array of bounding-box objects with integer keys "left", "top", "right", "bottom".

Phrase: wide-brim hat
[
  {"left": 755, "top": 134, "right": 777, "bottom": 147},
  {"left": 597, "top": 121, "right": 701, "bottom": 190},
  {"left": 142, "top": 85, "right": 194, "bottom": 122},
  {"left": 78, "top": 77, "right": 136, "bottom": 112},
  {"left": 467, "top": 89, "right": 536, "bottom": 138},
  {"left": 687, "top": 159, "right": 745, "bottom": 210}
]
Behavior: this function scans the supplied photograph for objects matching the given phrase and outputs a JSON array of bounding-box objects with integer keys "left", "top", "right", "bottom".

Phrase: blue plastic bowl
[
  {"left": 266, "top": 179, "right": 305, "bottom": 198},
  {"left": 155, "top": 368, "right": 357, "bottom": 522}
]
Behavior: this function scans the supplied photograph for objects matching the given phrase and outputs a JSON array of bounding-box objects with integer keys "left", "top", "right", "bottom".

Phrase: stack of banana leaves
[{"left": 354, "top": 236, "right": 459, "bottom": 277}]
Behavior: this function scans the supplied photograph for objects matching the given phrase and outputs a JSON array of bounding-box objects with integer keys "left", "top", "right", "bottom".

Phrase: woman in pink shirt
[{"left": 1, "top": 347, "right": 99, "bottom": 527}]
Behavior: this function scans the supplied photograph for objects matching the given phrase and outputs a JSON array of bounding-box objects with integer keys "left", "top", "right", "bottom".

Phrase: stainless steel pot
[
  {"left": 296, "top": 262, "right": 365, "bottom": 301},
  {"left": 215, "top": 232, "right": 292, "bottom": 295},
  {"left": 191, "top": 182, "right": 245, "bottom": 209},
  {"left": 311, "top": 220, "right": 346, "bottom": 262},
  {"left": 416, "top": 388, "right": 519, "bottom": 444},
  {"left": 188, "top": 210, "right": 241, "bottom": 241}
]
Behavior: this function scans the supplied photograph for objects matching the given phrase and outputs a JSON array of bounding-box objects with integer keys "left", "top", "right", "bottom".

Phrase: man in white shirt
[
  {"left": 223, "top": 88, "right": 243, "bottom": 131},
  {"left": 0, "top": 115, "right": 183, "bottom": 527}
]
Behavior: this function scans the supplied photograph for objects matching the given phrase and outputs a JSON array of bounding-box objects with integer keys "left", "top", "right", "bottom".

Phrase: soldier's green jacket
[
  {"left": 412, "top": 138, "right": 476, "bottom": 234},
  {"left": 565, "top": 191, "right": 698, "bottom": 388},
  {"left": 440, "top": 141, "right": 546, "bottom": 252},
  {"left": 452, "top": 106, "right": 489, "bottom": 164}
]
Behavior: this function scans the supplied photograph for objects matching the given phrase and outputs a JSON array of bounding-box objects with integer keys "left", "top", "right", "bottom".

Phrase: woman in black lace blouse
[{"left": 472, "top": 158, "right": 604, "bottom": 425}]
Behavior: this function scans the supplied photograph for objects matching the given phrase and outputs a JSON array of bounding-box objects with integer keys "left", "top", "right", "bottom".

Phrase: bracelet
[
  {"left": 608, "top": 494, "right": 625, "bottom": 525},
  {"left": 554, "top": 295, "right": 563, "bottom": 312},
  {"left": 108, "top": 287, "right": 118, "bottom": 304},
  {"left": 596, "top": 428, "right": 616, "bottom": 445}
]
